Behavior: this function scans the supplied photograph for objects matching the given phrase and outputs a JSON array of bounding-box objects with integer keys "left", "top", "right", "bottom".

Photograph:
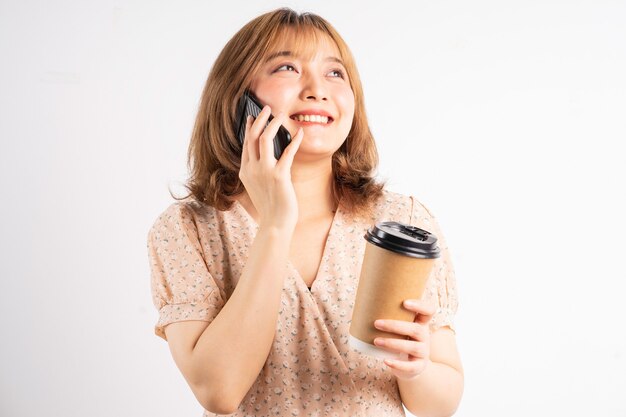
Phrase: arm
[
  {"left": 396, "top": 327, "right": 464, "bottom": 417},
  {"left": 373, "top": 300, "right": 463, "bottom": 417},
  {"left": 160, "top": 106, "right": 305, "bottom": 413},
  {"left": 158, "top": 107, "right": 304, "bottom": 414},
  {"left": 164, "top": 226, "right": 292, "bottom": 414},
  {"left": 400, "top": 197, "right": 462, "bottom": 415}
]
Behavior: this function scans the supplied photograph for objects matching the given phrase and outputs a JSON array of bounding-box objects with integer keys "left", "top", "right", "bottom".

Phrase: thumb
[{"left": 277, "top": 128, "right": 303, "bottom": 169}]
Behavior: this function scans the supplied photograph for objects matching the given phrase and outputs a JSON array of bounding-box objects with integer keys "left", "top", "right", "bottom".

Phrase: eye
[
  {"left": 274, "top": 64, "right": 297, "bottom": 72},
  {"left": 329, "top": 68, "right": 345, "bottom": 79}
]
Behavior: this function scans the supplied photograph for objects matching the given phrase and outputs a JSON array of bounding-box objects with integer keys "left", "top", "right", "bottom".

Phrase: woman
[{"left": 148, "top": 7, "right": 463, "bottom": 416}]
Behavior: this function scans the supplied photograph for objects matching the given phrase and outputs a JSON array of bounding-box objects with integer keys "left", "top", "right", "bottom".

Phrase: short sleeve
[
  {"left": 147, "top": 202, "right": 225, "bottom": 341},
  {"left": 409, "top": 196, "right": 459, "bottom": 333}
]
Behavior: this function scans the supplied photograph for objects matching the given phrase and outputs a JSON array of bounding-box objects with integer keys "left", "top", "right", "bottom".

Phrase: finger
[
  {"left": 276, "top": 127, "right": 303, "bottom": 170},
  {"left": 259, "top": 112, "right": 286, "bottom": 163},
  {"left": 384, "top": 358, "right": 428, "bottom": 373},
  {"left": 374, "top": 319, "right": 427, "bottom": 341},
  {"left": 248, "top": 105, "right": 271, "bottom": 138},
  {"left": 241, "top": 115, "right": 252, "bottom": 164},
  {"left": 375, "top": 338, "right": 428, "bottom": 359},
  {"left": 403, "top": 299, "right": 437, "bottom": 325},
  {"left": 247, "top": 105, "right": 271, "bottom": 160}
]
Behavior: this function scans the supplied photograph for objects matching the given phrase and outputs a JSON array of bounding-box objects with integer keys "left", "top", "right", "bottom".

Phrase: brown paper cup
[{"left": 349, "top": 222, "right": 440, "bottom": 360}]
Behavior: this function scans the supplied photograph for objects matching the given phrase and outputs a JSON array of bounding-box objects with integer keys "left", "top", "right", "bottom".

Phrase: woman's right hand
[{"left": 239, "top": 105, "right": 304, "bottom": 232}]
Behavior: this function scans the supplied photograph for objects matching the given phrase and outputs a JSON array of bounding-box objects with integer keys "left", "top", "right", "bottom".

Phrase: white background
[{"left": 1, "top": 0, "right": 625, "bottom": 416}]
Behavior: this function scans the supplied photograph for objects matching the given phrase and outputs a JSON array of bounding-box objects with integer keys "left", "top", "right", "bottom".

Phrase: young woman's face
[{"left": 249, "top": 30, "right": 355, "bottom": 160}]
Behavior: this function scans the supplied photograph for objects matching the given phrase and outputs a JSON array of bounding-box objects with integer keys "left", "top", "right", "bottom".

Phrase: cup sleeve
[
  {"left": 409, "top": 196, "right": 459, "bottom": 333},
  {"left": 147, "top": 202, "right": 225, "bottom": 341}
]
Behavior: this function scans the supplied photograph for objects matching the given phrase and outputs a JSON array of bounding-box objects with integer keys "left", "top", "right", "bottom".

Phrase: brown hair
[{"left": 172, "top": 7, "right": 386, "bottom": 218}]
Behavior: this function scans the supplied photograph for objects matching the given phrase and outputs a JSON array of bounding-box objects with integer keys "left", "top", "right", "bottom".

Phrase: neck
[
  {"left": 236, "top": 158, "right": 338, "bottom": 224},
  {"left": 290, "top": 158, "right": 337, "bottom": 221}
]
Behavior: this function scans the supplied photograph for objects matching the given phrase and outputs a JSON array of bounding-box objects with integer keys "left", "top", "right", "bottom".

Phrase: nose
[{"left": 299, "top": 73, "right": 328, "bottom": 101}]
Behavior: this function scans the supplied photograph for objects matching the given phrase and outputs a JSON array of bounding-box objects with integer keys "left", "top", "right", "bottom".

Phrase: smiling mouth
[{"left": 289, "top": 114, "right": 333, "bottom": 124}]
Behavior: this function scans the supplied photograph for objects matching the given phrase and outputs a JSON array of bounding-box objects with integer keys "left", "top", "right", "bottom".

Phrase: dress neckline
[{"left": 233, "top": 196, "right": 342, "bottom": 293}]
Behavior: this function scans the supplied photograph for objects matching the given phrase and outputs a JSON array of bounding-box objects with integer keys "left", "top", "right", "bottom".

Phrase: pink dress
[{"left": 148, "top": 189, "right": 459, "bottom": 416}]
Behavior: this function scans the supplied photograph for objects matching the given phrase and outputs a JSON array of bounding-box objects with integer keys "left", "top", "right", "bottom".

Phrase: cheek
[
  {"left": 336, "top": 86, "right": 355, "bottom": 109},
  {"left": 254, "top": 80, "right": 297, "bottom": 109},
  {"left": 337, "top": 91, "right": 355, "bottom": 125}
]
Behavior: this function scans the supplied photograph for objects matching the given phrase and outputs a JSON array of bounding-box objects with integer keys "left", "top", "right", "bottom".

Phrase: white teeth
[{"left": 291, "top": 114, "right": 330, "bottom": 124}]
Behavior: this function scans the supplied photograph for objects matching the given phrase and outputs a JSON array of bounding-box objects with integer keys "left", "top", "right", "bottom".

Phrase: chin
[
  {"left": 299, "top": 137, "right": 342, "bottom": 154},
  {"left": 293, "top": 142, "right": 340, "bottom": 161}
]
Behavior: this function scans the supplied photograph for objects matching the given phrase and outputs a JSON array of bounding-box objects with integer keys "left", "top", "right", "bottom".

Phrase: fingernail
[
  {"left": 404, "top": 300, "right": 417, "bottom": 308},
  {"left": 374, "top": 320, "right": 384, "bottom": 328}
]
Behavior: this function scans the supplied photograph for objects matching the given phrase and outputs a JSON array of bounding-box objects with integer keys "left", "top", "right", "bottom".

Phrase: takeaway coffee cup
[{"left": 349, "top": 221, "right": 440, "bottom": 360}]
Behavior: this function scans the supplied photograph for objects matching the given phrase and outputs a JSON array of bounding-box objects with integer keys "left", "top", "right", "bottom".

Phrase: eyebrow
[{"left": 264, "top": 50, "right": 345, "bottom": 67}]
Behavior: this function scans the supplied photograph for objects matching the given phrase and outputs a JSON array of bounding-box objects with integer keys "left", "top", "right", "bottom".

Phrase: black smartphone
[{"left": 235, "top": 90, "right": 292, "bottom": 159}]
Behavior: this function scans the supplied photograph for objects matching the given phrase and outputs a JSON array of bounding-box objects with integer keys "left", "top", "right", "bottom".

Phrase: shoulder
[
  {"left": 379, "top": 189, "right": 411, "bottom": 206},
  {"left": 362, "top": 189, "right": 440, "bottom": 229},
  {"left": 366, "top": 189, "right": 408, "bottom": 213},
  {"left": 147, "top": 198, "right": 217, "bottom": 240},
  {"left": 368, "top": 189, "right": 423, "bottom": 221}
]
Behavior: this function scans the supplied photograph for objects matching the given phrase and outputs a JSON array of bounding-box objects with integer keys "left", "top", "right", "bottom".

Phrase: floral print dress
[{"left": 147, "top": 189, "right": 459, "bottom": 417}]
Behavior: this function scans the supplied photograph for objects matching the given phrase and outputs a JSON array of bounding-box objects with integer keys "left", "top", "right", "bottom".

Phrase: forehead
[{"left": 265, "top": 27, "right": 342, "bottom": 63}]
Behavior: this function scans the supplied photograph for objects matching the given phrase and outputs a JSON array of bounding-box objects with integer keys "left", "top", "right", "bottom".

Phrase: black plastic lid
[{"left": 364, "top": 221, "right": 441, "bottom": 259}]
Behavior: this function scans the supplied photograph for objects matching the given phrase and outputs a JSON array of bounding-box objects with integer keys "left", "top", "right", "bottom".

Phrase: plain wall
[{"left": 1, "top": 0, "right": 625, "bottom": 416}]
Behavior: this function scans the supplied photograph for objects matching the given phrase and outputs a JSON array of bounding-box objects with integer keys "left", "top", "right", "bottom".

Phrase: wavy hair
[{"left": 173, "top": 7, "right": 386, "bottom": 218}]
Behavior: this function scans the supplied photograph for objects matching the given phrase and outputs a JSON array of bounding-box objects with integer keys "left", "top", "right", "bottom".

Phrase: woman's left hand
[{"left": 373, "top": 299, "right": 437, "bottom": 381}]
